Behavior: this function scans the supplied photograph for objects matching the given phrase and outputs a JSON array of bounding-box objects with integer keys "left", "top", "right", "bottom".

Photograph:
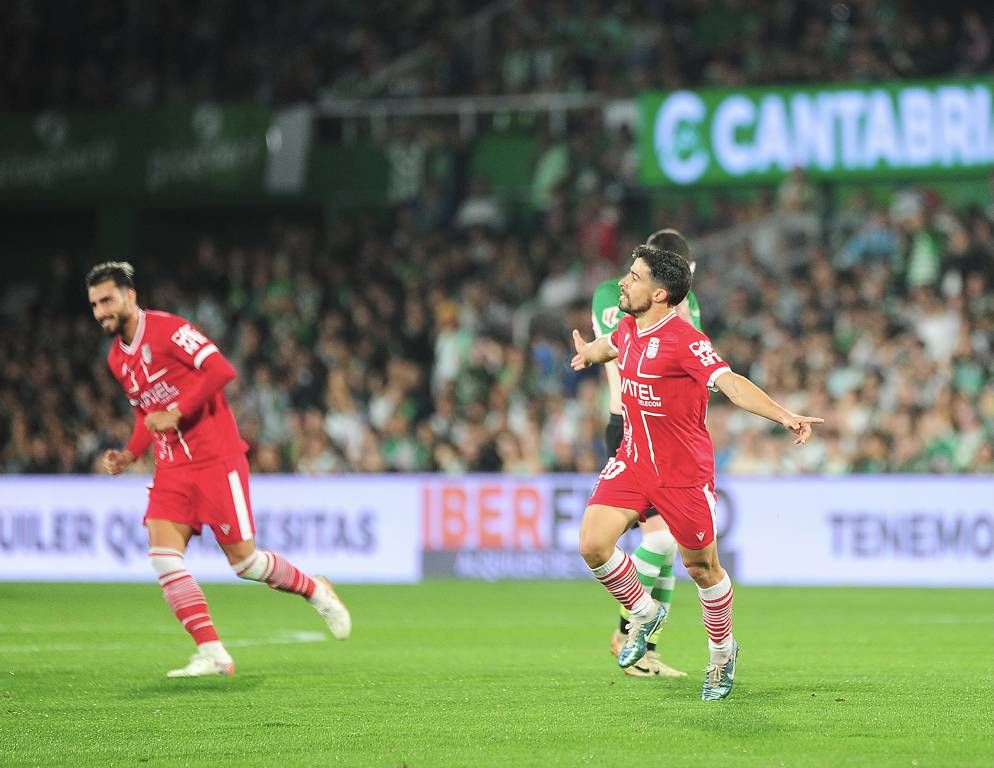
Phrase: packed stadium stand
[
  {"left": 2, "top": 180, "right": 992, "bottom": 475},
  {"left": 3, "top": 0, "right": 991, "bottom": 109}
]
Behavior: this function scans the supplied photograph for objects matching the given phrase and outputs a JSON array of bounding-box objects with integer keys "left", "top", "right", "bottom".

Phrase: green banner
[
  {"left": 0, "top": 111, "right": 123, "bottom": 199},
  {"left": 640, "top": 79, "right": 994, "bottom": 186},
  {"left": 142, "top": 104, "right": 269, "bottom": 195},
  {"left": 0, "top": 104, "right": 272, "bottom": 201}
]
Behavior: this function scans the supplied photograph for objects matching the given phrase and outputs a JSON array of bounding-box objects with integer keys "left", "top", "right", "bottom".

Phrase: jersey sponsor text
[{"left": 621, "top": 377, "right": 664, "bottom": 408}]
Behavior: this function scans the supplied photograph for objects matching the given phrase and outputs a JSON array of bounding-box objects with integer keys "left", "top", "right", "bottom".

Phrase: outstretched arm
[
  {"left": 570, "top": 329, "right": 618, "bottom": 370},
  {"left": 713, "top": 371, "right": 824, "bottom": 445}
]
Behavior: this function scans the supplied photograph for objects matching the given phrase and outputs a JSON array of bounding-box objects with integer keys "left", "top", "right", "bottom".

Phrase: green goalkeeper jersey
[{"left": 591, "top": 277, "right": 701, "bottom": 337}]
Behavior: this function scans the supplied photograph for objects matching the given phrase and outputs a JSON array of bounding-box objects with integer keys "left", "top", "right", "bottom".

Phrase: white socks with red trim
[
  {"left": 590, "top": 547, "right": 656, "bottom": 620},
  {"left": 698, "top": 572, "right": 735, "bottom": 664},
  {"left": 232, "top": 549, "right": 317, "bottom": 599}
]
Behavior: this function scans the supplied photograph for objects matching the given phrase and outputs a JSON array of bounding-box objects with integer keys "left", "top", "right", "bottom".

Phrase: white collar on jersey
[
  {"left": 119, "top": 309, "right": 146, "bottom": 355},
  {"left": 636, "top": 309, "right": 677, "bottom": 337}
]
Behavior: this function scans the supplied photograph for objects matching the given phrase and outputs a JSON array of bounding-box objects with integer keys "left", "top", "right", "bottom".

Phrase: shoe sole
[{"left": 625, "top": 664, "right": 687, "bottom": 679}]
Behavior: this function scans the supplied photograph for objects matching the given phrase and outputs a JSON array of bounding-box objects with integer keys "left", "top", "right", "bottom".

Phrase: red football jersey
[
  {"left": 107, "top": 310, "right": 248, "bottom": 469},
  {"left": 609, "top": 310, "right": 731, "bottom": 488}
]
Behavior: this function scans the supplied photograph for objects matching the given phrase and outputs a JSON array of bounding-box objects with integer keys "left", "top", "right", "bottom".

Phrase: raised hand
[
  {"left": 571, "top": 329, "right": 592, "bottom": 371},
  {"left": 781, "top": 414, "right": 825, "bottom": 445},
  {"left": 145, "top": 410, "right": 181, "bottom": 433}
]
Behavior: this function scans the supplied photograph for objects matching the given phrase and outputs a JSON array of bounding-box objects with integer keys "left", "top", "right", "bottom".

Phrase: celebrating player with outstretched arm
[
  {"left": 591, "top": 228, "right": 696, "bottom": 679},
  {"left": 572, "top": 245, "right": 823, "bottom": 701},
  {"left": 88, "top": 261, "right": 351, "bottom": 678}
]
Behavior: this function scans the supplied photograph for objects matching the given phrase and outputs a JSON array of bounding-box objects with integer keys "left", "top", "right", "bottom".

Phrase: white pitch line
[
  {"left": 0, "top": 624, "right": 177, "bottom": 635},
  {"left": 226, "top": 631, "right": 327, "bottom": 648},
  {"left": 0, "top": 630, "right": 328, "bottom": 654}
]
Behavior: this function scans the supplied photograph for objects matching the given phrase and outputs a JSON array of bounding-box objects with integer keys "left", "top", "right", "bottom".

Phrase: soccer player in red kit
[
  {"left": 87, "top": 261, "right": 351, "bottom": 678},
  {"left": 571, "top": 245, "right": 822, "bottom": 700}
]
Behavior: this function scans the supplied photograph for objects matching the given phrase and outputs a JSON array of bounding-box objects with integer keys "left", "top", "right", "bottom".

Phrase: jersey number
[{"left": 599, "top": 457, "right": 627, "bottom": 480}]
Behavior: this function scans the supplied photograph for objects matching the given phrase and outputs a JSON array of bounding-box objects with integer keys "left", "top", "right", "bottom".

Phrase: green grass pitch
[{"left": 1, "top": 581, "right": 991, "bottom": 767}]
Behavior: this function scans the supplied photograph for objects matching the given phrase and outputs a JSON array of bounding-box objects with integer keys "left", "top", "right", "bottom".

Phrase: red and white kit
[
  {"left": 588, "top": 309, "right": 731, "bottom": 549},
  {"left": 107, "top": 310, "right": 253, "bottom": 543}
]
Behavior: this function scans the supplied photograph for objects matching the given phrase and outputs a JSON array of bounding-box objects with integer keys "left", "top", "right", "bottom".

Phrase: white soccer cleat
[
  {"left": 625, "top": 650, "right": 688, "bottom": 679},
  {"left": 311, "top": 575, "right": 351, "bottom": 640},
  {"left": 166, "top": 650, "right": 235, "bottom": 678}
]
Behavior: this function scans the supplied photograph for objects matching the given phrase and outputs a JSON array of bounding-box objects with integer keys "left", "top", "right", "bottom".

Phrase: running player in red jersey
[
  {"left": 571, "top": 245, "right": 823, "bottom": 700},
  {"left": 592, "top": 229, "right": 694, "bottom": 679},
  {"left": 88, "top": 261, "right": 351, "bottom": 678}
]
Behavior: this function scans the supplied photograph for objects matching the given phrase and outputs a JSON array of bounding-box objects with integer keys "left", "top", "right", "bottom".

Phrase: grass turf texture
[{"left": 1, "top": 582, "right": 991, "bottom": 768}]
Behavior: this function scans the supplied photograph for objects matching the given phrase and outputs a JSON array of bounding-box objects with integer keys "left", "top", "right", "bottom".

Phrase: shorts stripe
[
  {"left": 227, "top": 470, "right": 252, "bottom": 541},
  {"left": 702, "top": 483, "right": 717, "bottom": 540}
]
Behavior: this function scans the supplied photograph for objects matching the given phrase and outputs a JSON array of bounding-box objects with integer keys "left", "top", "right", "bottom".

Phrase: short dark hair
[
  {"left": 645, "top": 228, "right": 691, "bottom": 260},
  {"left": 86, "top": 261, "right": 135, "bottom": 289},
  {"left": 632, "top": 244, "right": 692, "bottom": 306}
]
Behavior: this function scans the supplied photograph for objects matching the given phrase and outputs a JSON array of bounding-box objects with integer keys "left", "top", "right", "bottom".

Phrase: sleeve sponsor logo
[
  {"left": 170, "top": 323, "right": 209, "bottom": 355},
  {"left": 689, "top": 339, "right": 723, "bottom": 367}
]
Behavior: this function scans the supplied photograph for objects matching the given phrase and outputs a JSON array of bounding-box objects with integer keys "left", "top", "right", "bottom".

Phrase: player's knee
[
  {"left": 684, "top": 562, "right": 708, "bottom": 584},
  {"left": 148, "top": 547, "right": 184, "bottom": 577},
  {"left": 578, "top": 530, "right": 612, "bottom": 567},
  {"left": 231, "top": 549, "right": 269, "bottom": 581},
  {"left": 684, "top": 558, "right": 723, "bottom": 586}
]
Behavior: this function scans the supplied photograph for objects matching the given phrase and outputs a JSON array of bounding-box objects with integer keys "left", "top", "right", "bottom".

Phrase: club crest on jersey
[
  {"left": 647, "top": 338, "right": 660, "bottom": 358},
  {"left": 141, "top": 343, "right": 152, "bottom": 364},
  {"left": 601, "top": 306, "right": 619, "bottom": 329}
]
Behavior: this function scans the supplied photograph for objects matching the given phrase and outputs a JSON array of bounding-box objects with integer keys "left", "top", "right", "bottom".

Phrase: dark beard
[
  {"left": 101, "top": 308, "right": 130, "bottom": 337},
  {"left": 619, "top": 294, "right": 650, "bottom": 317}
]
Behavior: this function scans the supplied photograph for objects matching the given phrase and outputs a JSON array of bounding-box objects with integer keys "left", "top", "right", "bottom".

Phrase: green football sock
[{"left": 649, "top": 555, "right": 675, "bottom": 644}]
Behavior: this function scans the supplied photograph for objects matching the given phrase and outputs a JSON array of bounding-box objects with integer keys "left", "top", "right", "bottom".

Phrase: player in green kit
[{"left": 590, "top": 228, "right": 699, "bottom": 678}]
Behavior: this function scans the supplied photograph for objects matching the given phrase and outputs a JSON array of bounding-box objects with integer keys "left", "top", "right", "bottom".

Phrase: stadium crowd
[
  {"left": 2, "top": 0, "right": 992, "bottom": 110},
  {"left": 1, "top": 172, "right": 992, "bottom": 476}
]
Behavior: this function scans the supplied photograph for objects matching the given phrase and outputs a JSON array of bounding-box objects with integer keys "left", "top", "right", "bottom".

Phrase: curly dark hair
[{"left": 631, "top": 244, "right": 692, "bottom": 306}]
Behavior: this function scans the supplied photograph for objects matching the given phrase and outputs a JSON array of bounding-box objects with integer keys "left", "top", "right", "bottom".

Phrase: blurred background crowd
[
  {"left": 1, "top": 0, "right": 992, "bottom": 476},
  {"left": 2, "top": 173, "right": 991, "bottom": 476},
  {"left": 3, "top": 0, "right": 991, "bottom": 110}
]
